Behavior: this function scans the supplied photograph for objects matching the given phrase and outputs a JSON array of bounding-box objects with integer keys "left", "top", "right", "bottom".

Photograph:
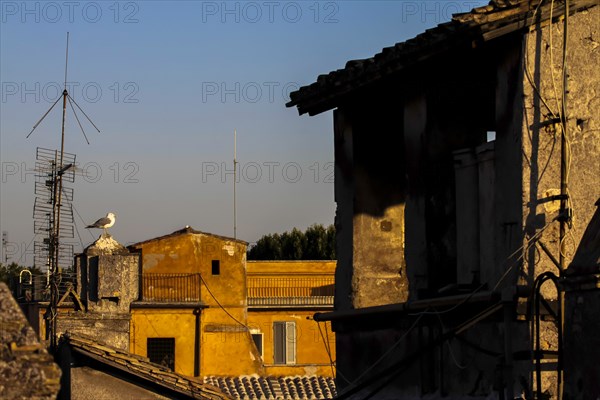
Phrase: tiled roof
[
  {"left": 63, "top": 332, "right": 232, "bottom": 400},
  {"left": 204, "top": 375, "right": 337, "bottom": 400},
  {"left": 286, "top": 0, "right": 599, "bottom": 116},
  {"left": 0, "top": 282, "right": 61, "bottom": 399},
  {"left": 129, "top": 226, "right": 248, "bottom": 248}
]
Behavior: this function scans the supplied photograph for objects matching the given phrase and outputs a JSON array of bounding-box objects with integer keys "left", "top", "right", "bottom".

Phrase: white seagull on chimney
[{"left": 86, "top": 212, "right": 116, "bottom": 234}]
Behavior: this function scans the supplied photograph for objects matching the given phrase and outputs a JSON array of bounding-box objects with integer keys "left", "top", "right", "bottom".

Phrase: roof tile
[
  {"left": 205, "top": 375, "right": 337, "bottom": 400},
  {"left": 64, "top": 332, "right": 232, "bottom": 399}
]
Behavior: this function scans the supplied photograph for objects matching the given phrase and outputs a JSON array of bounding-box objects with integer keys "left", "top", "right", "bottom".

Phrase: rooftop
[
  {"left": 63, "top": 332, "right": 231, "bottom": 400},
  {"left": 204, "top": 375, "right": 337, "bottom": 400},
  {"left": 129, "top": 226, "right": 248, "bottom": 248},
  {"left": 286, "top": 0, "right": 598, "bottom": 116}
]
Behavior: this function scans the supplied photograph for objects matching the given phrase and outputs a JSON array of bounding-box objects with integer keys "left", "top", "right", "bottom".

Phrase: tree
[
  {"left": 248, "top": 224, "right": 335, "bottom": 260},
  {"left": 0, "top": 262, "right": 43, "bottom": 284}
]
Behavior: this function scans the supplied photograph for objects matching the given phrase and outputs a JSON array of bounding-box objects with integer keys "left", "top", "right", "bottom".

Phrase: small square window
[
  {"left": 211, "top": 260, "right": 220, "bottom": 275},
  {"left": 147, "top": 338, "right": 175, "bottom": 371}
]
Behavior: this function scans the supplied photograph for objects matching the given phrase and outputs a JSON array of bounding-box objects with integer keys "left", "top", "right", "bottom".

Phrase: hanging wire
[
  {"left": 436, "top": 313, "right": 469, "bottom": 370},
  {"left": 67, "top": 94, "right": 101, "bottom": 134},
  {"left": 67, "top": 96, "right": 90, "bottom": 144},
  {"left": 198, "top": 273, "right": 250, "bottom": 332},
  {"left": 335, "top": 313, "right": 425, "bottom": 399},
  {"left": 317, "top": 320, "right": 340, "bottom": 382}
]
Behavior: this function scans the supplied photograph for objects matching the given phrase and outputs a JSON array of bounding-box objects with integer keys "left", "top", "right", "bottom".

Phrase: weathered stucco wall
[
  {"left": 520, "top": 9, "right": 600, "bottom": 397},
  {"left": 246, "top": 261, "right": 336, "bottom": 377},
  {"left": 58, "top": 312, "right": 131, "bottom": 351},
  {"left": 136, "top": 231, "right": 247, "bottom": 309},
  {"left": 58, "top": 235, "right": 141, "bottom": 351},
  {"left": 131, "top": 231, "right": 264, "bottom": 377},
  {"left": 0, "top": 283, "right": 61, "bottom": 400},
  {"left": 247, "top": 310, "right": 335, "bottom": 377},
  {"left": 521, "top": 5, "right": 600, "bottom": 292},
  {"left": 331, "top": 6, "right": 600, "bottom": 395},
  {"left": 334, "top": 103, "right": 408, "bottom": 311},
  {"left": 131, "top": 308, "right": 200, "bottom": 376}
]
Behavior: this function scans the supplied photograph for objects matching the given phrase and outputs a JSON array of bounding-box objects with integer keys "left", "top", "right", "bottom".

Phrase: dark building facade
[{"left": 288, "top": 1, "right": 599, "bottom": 398}]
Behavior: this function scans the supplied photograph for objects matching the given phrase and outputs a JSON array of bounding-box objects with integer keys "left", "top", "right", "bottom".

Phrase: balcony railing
[
  {"left": 140, "top": 273, "right": 335, "bottom": 306},
  {"left": 247, "top": 276, "right": 334, "bottom": 307},
  {"left": 142, "top": 273, "right": 201, "bottom": 302}
]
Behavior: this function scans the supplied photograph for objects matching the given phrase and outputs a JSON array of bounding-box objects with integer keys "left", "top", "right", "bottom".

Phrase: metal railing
[
  {"left": 142, "top": 273, "right": 201, "bottom": 302},
  {"left": 247, "top": 276, "right": 334, "bottom": 307}
]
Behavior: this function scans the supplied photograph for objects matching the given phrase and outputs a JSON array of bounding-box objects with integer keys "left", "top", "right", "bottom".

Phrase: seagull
[{"left": 86, "top": 212, "right": 116, "bottom": 234}]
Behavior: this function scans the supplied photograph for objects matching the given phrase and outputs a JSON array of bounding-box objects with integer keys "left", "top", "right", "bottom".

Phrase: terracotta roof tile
[
  {"left": 204, "top": 375, "right": 337, "bottom": 400},
  {"left": 64, "top": 332, "right": 232, "bottom": 400}
]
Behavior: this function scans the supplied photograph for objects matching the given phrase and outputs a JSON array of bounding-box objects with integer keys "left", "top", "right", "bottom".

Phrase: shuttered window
[{"left": 273, "top": 321, "right": 296, "bottom": 364}]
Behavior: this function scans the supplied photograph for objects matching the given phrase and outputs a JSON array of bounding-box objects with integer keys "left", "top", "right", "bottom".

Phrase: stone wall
[{"left": 0, "top": 283, "right": 61, "bottom": 399}]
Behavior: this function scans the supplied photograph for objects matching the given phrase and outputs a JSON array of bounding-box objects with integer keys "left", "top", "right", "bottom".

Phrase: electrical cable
[
  {"left": 492, "top": 220, "right": 554, "bottom": 292},
  {"left": 317, "top": 320, "right": 342, "bottom": 383},
  {"left": 198, "top": 273, "right": 250, "bottom": 332},
  {"left": 435, "top": 313, "right": 469, "bottom": 370},
  {"left": 334, "top": 313, "right": 425, "bottom": 399}
]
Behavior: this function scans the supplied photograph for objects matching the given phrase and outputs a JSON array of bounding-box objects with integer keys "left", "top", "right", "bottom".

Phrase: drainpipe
[{"left": 194, "top": 307, "right": 202, "bottom": 377}]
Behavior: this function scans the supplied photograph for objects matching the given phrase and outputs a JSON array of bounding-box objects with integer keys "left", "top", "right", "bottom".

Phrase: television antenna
[
  {"left": 26, "top": 32, "right": 100, "bottom": 350},
  {"left": 234, "top": 129, "right": 237, "bottom": 240}
]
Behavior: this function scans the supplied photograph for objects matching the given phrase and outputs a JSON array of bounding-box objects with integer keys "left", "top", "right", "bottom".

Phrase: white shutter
[{"left": 285, "top": 321, "right": 296, "bottom": 364}]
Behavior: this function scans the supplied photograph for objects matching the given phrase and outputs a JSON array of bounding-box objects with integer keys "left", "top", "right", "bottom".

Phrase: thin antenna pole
[
  {"left": 233, "top": 129, "right": 237, "bottom": 240},
  {"left": 50, "top": 32, "right": 70, "bottom": 351},
  {"left": 64, "top": 32, "right": 69, "bottom": 88}
]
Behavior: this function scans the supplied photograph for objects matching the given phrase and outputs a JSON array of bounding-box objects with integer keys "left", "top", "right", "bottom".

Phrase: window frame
[
  {"left": 211, "top": 259, "right": 220, "bottom": 275},
  {"left": 250, "top": 329, "right": 264, "bottom": 358},
  {"left": 273, "top": 321, "right": 296, "bottom": 365},
  {"left": 147, "top": 337, "right": 176, "bottom": 371}
]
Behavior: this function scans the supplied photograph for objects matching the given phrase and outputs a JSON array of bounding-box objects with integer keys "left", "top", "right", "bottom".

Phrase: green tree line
[
  {"left": 0, "top": 262, "right": 42, "bottom": 284},
  {"left": 248, "top": 224, "right": 335, "bottom": 260}
]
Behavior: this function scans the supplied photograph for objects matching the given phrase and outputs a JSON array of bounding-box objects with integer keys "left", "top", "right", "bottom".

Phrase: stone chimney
[
  {"left": 76, "top": 233, "right": 139, "bottom": 313},
  {"left": 54, "top": 233, "right": 140, "bottom": 351}
]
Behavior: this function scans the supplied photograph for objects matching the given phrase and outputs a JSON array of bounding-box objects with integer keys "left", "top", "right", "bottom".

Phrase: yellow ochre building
[{"left": 127, "top": 226, "right": 337, "bottom": 382}]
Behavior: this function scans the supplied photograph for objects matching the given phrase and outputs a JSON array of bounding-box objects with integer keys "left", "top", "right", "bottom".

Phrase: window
[
  {"left": 273, "top": 321, "right": 296, "bottom": 365},
  {"left": 251, "top": 331, "right": 263, "bottom": 357},
  {"left": 211, "top": 260, "right": 220, "bottom": 275},
  {"left": 147, "top": 338, "right": 175, "bottom": 371}
]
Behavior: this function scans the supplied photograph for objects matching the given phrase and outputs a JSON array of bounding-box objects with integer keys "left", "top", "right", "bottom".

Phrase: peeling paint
[
  {"left": 223, "top": 244, "right": 235, "bottom": 256},
  {"left": 143, "top": 254, "right": 165, "bottom": 270}
]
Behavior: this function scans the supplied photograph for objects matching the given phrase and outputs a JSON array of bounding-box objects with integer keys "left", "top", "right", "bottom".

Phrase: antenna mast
[
  {"left": 233, "top": 129, "right": 237, "bottom": 239},
  {"left": 27, "top": 33, "right": 99, "bottom": 351}
]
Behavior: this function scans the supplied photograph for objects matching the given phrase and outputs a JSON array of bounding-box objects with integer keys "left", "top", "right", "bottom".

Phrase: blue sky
[{"left": 0, "top": 0, "right": 487, "bottom": 266}]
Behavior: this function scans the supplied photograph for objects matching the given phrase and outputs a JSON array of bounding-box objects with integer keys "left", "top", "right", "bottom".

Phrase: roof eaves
[
  {"left": 287, "top": 0, "right": 598, "bottom": 116},
  {"left": 64, "top": 332, "right": 232, "bottom": 400}
]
